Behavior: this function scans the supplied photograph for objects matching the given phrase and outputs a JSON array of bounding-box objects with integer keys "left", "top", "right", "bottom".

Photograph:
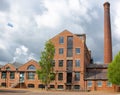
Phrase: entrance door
[{"left": 20, "top": 72, "right": 24, "bottom": 82}]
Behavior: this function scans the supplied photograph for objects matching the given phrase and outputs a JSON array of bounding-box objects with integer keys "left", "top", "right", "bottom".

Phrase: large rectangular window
[
  {"left": 75, "top": 60, "right": 80, "bottom": 67},
  {"left": 27, "top": 72, "right": 35, "bottom": 80},
  {"left": 75, "top": 72, "right": 80, "bottom": 81},
  {"left": 59, "top": 37, "right": 64, "bottom": 44},
  {"left": 1, "top": 72, "right": 6, "bottom": 79},
  {"left": 58, "top": 73, "right": 63, "bottom": 80},
  {"left": 10, "top": 72, "right": 15, "bottom": 79},
  {"left": 59, "top": 60, "right": 63, "bottom": 67},
  {"left": 59, "top": 48, "right": 64, "bottom": 54}
]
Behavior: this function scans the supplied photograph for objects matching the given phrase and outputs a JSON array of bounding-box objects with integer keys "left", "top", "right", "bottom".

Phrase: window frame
[
  {"left": 97, "top": 81, "right": 102, "bottom": 87},
  {"left": 59, "top": 48, "right": 64, "bottom": 54},
  {"left": 59, "top": 60, "right": 63, "bottom": 67},
  {"left": 58, "top": 73, "right": 63, "bottom": 80},
  {"left": 75, "top": 72, "right": 80, "bottom": 81},
  {"left": 75, "top": 48, "right": 80, "bottom": 54},
  {"left": 10, "top": 72, "right": 15, "bottom": 79},
  {"left": 59, "top": 36, "right": 64, "bottom": 44},
  {"left": 87, "top": 81, "right": 92, "bottom": 87},
  {"left": 75, "top": 60, "right": 80, "bottom": 67}
]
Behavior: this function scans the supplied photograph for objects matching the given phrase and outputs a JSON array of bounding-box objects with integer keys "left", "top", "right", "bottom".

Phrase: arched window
[
  {"left": 27, "top": 65, "right": 36, "bottom": 70},
  {"left": 6, "top": 67, "right": 10, "bottom": 70}
]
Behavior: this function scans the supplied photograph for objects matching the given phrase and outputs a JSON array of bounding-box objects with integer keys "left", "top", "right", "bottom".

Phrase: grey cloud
[{"left": 0, "top": 0, "right": 10, "bottom": 12}]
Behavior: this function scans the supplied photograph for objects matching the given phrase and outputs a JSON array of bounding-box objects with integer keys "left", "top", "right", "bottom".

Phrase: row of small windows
[
  {"left": 58, "top": 48, "right": 80, "bottom": 54},
  {"left": 87, "top": 81, "right": 112, "bottom": 87},
  {"left": 1, "top": 72, "right": 35, "bottom": 80},
  {"left": 52, "top": 60, "right": 80, "bottom": 67}
]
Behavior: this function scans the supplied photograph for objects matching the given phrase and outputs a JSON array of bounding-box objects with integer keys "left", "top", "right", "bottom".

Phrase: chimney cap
[{"left": 103, "top": 2, "right": 110, "bottom": 7}]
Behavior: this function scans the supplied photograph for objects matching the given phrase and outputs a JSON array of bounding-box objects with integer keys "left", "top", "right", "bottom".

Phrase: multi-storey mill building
[{"left": 0, "top": 2, "right": 118, "bottom": 91}]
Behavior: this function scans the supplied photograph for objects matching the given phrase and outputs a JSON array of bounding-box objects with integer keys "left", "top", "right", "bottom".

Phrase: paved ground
[{"left": 0, "top": 88, "right": 120, "bottom": 95}]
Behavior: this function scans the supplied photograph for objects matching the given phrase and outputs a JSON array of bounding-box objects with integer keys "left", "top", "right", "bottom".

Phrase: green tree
[
  {"left": 37, "top": 40, "right": 55, "bottom": 90},
  {"left": 108, "top": 51, "right": 120, "bottom": 85}
]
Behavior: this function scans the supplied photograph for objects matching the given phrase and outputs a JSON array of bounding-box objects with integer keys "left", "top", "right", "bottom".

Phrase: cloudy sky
[{"left": 0, "top": 0, "right": 120, "bottom": 64}]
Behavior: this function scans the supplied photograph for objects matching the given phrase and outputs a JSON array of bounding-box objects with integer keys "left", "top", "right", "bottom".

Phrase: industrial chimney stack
[{"left": 103, "top": 2, "right": 112, "bottom": 64}]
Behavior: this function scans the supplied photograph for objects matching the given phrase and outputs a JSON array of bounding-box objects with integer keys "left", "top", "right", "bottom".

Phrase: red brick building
[{"left": 0, "top": 2, "right": 117, "bottom": 91}]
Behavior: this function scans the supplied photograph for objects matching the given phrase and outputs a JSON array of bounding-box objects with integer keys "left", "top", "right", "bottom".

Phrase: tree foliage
[
  {"left": 37, "top": 40, "right": 55, "bottom": 90},
  {"left": 108, "top": 51, "right": 120, "bottom": 85}
]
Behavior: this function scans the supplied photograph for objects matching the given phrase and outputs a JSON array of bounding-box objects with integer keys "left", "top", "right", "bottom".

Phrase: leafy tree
[
  {"left": 37, "top": 40, "right": 55, "bottom": 90},
  {"left": 108, "top": 51, "right": 120, "bottom": 85}
]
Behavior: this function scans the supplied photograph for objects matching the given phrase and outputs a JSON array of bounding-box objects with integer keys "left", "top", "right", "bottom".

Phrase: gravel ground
[{"left": 0, "top": 88, "right": 120, "bottom": 95}]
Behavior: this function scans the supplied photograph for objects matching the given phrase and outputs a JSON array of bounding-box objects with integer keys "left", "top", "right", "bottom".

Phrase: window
[
  {"left": 67, "top": 36, "right": 73, "bottom": 48},
  {"left": 1, "top": 83, "right": 6, "bottom": 87},
  {"left": 75, "top": 48, "right": 80, "bottom": 54},
  {"left": 75, "top": 60, "right": 80, "bottom": 67},
  {"left": 27, "top": 65, "right": 36, "bottom": 70},
  {"left": 58, "top": 73, "right": 63, "bottom": 80},
  {"left": 52, "top": 60, "right": 55, "bottom": 67},
  {"left": 75, "top": 72, "right": 80, "bottom": 81},
  {"left": 97, "top": 81, "right": 102, "bottom": 87},
  {"left": 67, "top": 49, "right": 73, "bottom": 57},
  {"left": 38, "top": 84, "right": 45, "bottom": 88},
  {"left": 59, "top": 60, "right": 63, "bottom": 67},
  {"left": 1, "top": 72, "right": 6, "bottom": 79},
  {"left": 6, "top": 67, "right": 10, "bottom": 70},
  {"left": 107, "top": 81, "right": 112, "bottom": 87},
  {"left": 50, "top": 85, "right": 55, "bottom": 88},
  {"left": 28, "top": 84, "right": 34, "bottom": 88},
  {"left": 58, "top": 85, "right": 63, "bottom": 89},
  {"left": 59, "top": 48, "right": 64, "bottom": 54},
  {"left": 27, "top": 72, "right": 35, "bottom": 80},
  {"left": 59, "top": 37, "right": 64, "bottom": 44},
  {"left": 87, "top": 81, "right": 92, "bottom": 87},
  {"left": 74, "top": 85, "right": 80, "bottom": 90},
  {"left": 10, "top": 72, "right": 15, "bottom": 79}
]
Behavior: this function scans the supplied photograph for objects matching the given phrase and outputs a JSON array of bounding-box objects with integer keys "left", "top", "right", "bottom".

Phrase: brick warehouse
[{"left": 0, "top": 2, "right": 118, "bottom": 91}]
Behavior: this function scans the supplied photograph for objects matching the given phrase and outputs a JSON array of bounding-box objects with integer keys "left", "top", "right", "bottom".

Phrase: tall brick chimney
[{"left": 103, "top": 2, "right": 112, "bottom": 64}]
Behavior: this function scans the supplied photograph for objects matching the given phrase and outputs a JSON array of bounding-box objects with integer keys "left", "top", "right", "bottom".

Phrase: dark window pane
[
  {"left": 28, "top": 84, "right": 34, "bottom": 88},
  {"left": 67, "top": 49, "right": 73, "bottom": 57},
  {"left": 27, "top": 65, "right": 36, "bottom": 70},
  {"left": 10, "top": 72, "right": 15, "bottom": 79},
  {"left": 67, "top": 36, "right": 73, "bottom": 48},
  {"left": 74, "top": 85, "right": 80, "bottom": 89},
  {"left": 58, "top": 85, "right": 63, "bottom": 89},
  {"left": 75, "top": 72, "right": 80, "bottom": 81},
  {"left": 59, "top": 48, "right": 64, "bottom": 54},
  {"left": 50, "top": 85, "right": 55, "bottom": 88},
  {"left": 59, "top": 60, "right": 63, "bottom": 67},
  {"left": 59, "top": 37, "right": 64, "bottom": 44},
  {"left": 75, "top": 60, "right": 80, "bottom": 67},
  {"left": 52, "top": 60, "right": 55, "bottom": 67},
  {"left": 1, "top": 72, "right": 6, "bottom": 79},
  {"left": 27, "top": 72, "right": 35, "bottom": 80},
  {"left": 58, "top": 73, "right": 63, "bottom": 80},
  {"left": 76, "top": 48, "right": 80, "bottom": 54}
]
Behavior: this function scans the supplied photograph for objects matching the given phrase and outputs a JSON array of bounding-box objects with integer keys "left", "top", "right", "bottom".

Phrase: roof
[
  {"left": 86, "top": 64, "right": 108, "bottom": 69},
  {"left": 12, "top": 62, "right": 23, "bottom": 68},
  {"left": 85, "top": 69, "right": 108, "bottom": 80}
]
